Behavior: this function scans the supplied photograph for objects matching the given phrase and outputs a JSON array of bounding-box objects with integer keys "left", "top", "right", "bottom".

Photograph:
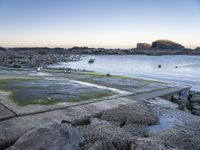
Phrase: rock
[
  {"left": 136, "top": 43, "right": 151, "bottom": 50},
  {"left": 106, "top": 73, "right": 111, "bottom": 77},
  {"left": 192, "top": 109, "right": 200, "bottom": 116},
  {"left": 151, "top": 40, "right": 185, "bottom": 50},
  {"left": 101, "top": 103, "right": 159, "bottom": 126},
  {"left": 7, "top": 123, "right": 85, "bottom": 150},
  {"left": 171, "top": 94, "right": 190, "bottom": 111},
  {"left": 158, "top": 65, "right": 162, "bottom": 68},
  {"left": 129, "top": 137, "right": 166, "bottom": 150},
  {"left": 195, "top": 47, "right": 200, "bottom": 50},
  {"left": 0, "top": 104, "right": 15, "bottom": 121},
  {"left": 191, "top": 103, "right": 200, "bottom": 110},
  {"left": 190, "top": 93, "right": 200, "bottom": 104},
  {"left": 79, "top": 122, "right": 130, "bottom": 150},
  {"left": 88, "top": 59, "right": 95, "bottom": 64},
  {"left": 82, "top": 140, "right": 117, "bottom": 150},
  {"left": 0, "top": 47, "right": 6, "bottom": 51}
]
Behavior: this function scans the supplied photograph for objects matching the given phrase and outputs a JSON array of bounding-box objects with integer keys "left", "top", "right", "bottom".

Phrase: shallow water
[{"left": 51, "top": 55, "right": 200, "bottom": 91}]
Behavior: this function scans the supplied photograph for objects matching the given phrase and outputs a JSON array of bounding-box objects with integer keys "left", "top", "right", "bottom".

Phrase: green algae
[
  {"left": 82, "top": 71, "right": 166, "bottom": 84},
  {"left": 0, "top": 78, "right": 115, "bottom": 106}
]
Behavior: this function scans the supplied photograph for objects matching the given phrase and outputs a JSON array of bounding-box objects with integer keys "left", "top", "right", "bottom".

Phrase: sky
[{"left": 0, "top": 0, "right": 200, "bottom": 48}]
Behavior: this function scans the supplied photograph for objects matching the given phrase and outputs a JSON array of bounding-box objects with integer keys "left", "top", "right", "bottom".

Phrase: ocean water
[{"left": 51, "top": 55, "right": 200, "bottom": 91}]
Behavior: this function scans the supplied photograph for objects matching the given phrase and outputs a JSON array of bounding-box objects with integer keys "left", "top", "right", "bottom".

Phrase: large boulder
[
  {"left": 7, "top": 123, "right": 85, "bottom": 150},
  {"left": 151, "top": 40, "right": 185, "bottom": 50},
  {"left": 79, "top": 122, "right": 130, "bottom": 150},
  {"left": 136, "top": 43, "right": 151, "bottom": 50},
  {"left": 101, "top": 103, "right": 159, "bottom": 126}
]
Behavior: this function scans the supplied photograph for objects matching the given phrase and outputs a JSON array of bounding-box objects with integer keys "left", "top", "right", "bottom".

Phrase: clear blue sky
[{"left": 0, "top": 0, "right": 199, "bottom": 48}]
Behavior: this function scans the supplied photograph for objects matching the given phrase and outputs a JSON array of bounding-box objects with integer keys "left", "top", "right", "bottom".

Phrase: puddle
[
  {"left": 149, "top": 115, "right": 179, "bottom": 132},
  {"left": 148, "top": 98, "right": 183, "bottom": 132}
]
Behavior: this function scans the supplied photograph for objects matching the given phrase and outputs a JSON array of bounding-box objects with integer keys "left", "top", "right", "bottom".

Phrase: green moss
[
  {"left": 82, "top": 71, "right": 166, "bottom": 84},
  {"left": 154, "top": 40, "right": 178, "bottom": 45},
  {"left": 82, "top": 72, "right": 131, "bottom": 79},
  {"left": 0, "top": 77, "right": 115, "bottom": 106},
  {"left": 9, "top": 94, "right": 61, "bottom": 106}
]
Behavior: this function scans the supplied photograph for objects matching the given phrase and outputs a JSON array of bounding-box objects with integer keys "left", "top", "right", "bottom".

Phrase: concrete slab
[
  {"left": 0, "top": 103, "right": 15, "bottom": 121},
  {"left": 0, "top": 77, "right": 120, "bottom": 116},
  {"left": 62, "top": 72, "right": 171, "bottom": 93}
]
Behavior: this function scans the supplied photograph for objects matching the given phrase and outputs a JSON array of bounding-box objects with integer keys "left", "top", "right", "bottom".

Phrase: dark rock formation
[
  {"left": 101, "top": 103, "right": 159, "bottom": 126},
  {"left": 7, "top": 123, "right": 85, "bottom": 150},
  {"left": 0, "top": 47, "right": 6, "bottom": 51},
  {"left": 151, "top": 40, "right": 185, "bottom": 50},
  {"left": 79, "top": 122, "right": 130, "bottom": 150},
  {"left": 0, "top": 47, "right": 74, "bottom": 68},
  {"left": 195, "top": 47, "right": 200, "bottom": 50},
  {"left": 68, "top": 47, "right": 135, "bottom": 55},
  {"left": 136, "top": 43, "right": 151, "bottom": 50}
]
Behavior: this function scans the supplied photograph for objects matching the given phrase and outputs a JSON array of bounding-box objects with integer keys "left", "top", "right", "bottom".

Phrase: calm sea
[{"left": 51, "top": 55, "right": 200, "bottom": 91}]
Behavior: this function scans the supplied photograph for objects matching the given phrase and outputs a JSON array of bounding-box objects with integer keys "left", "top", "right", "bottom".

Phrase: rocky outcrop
[
  {"left": 151, "top": 40, "right": 185, "bottom": 50},
  {"left": 0, "top": 47, "right": 6, "bottom": 51},
  {"left": 79, "top": 122, "right": 131, "bottom": 150},
  {"left": 136, "top": 43, "right": 151, "bottom": 50},
  {"left": 189, "top": 92, "right": 200, "bottom": 115},
  {"left": 195, "top": 47, "right": 200, "bottom": 50},
  {"left": 7, "top": 123, "right": 85, "bottom": 150},
  {"left": 101, "top": 103, "right": 159, "bottom": 126},
  {"left": 0, "top": 48, "right": 76, "bottom": 68}
]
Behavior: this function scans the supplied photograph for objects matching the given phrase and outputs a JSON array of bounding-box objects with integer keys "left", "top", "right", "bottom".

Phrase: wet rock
[
  {"left": 129, "top": 137, "right": 166, "bottom": 150},
  {"left": 101, "top": 103, "right": 159, "bottom": 126},
  {"left": 192, "top": 109, "right": 200, "bottom": 116},
  {"left": 7, "top": 123, "right": 85, "bottom": 150},
  {"left": 195, "top": 47, "right": 200, "bottom": 50},
  {"left": 171, "top": 94, "right": 190, "bottom": 111},
  {"left": 191, "top": 103, "right": 200, "bottom": 110},
  {"left": 79, "top": 122, "right": 130, "bottom": 150},
  {"left": 189, "top": 93, "right": 200, "bottom": 104},
  {"left": 88, "top": 59, "right": 95, "bottom": 64},
  {"left": 0, "top": 47, "right": 6, "bottom": 51},
  {"left": 106, "top": 73, "right": 111, "bottom": 77},
  {"left": 151, "top": 40, "right": 185, "bottom": 50},
  {"left": 136, "top": 43, "right": 151, "bottom": 50}
]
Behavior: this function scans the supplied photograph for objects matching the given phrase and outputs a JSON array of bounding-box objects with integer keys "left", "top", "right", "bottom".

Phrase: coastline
[{"left": 0, "top": 66, "right": 200, "bottom": 149}]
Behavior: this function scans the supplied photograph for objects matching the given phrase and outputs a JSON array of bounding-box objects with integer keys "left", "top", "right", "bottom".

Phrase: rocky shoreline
[
  {"left": 0, "top": 67, "right": 199, "bottom": 150},
  {"left": 1, "top": 39, "right": 200, "bottom": 68}
]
